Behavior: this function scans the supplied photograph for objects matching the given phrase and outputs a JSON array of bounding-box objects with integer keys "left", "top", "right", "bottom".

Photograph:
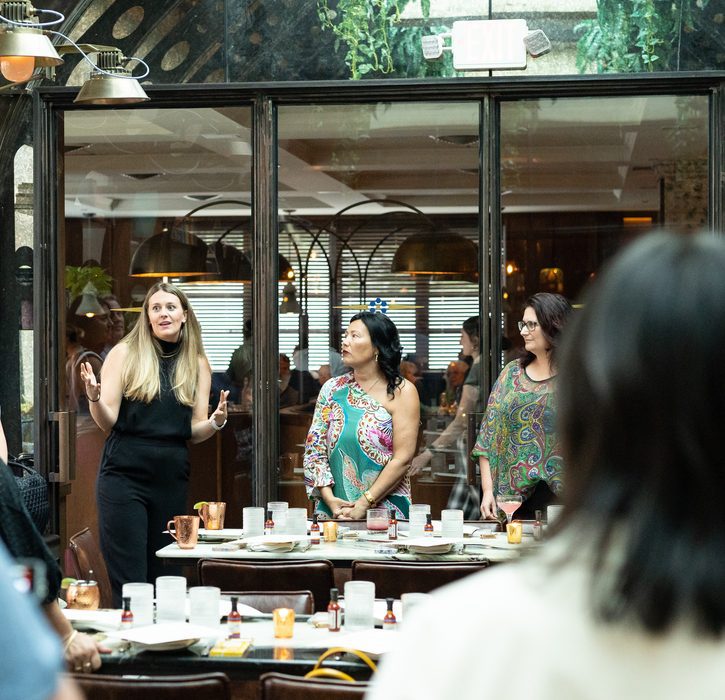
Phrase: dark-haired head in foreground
[{"left": 557, "top": 231, "right": 725, "bottom": 636}]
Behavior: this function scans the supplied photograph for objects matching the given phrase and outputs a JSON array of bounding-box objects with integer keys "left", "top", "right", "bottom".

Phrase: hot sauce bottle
[
  {"left": 424, "top": 513, "right": 434, "bottom": 536},
  {"left": 227, "top": 596, "right": 241, "bottom": 638},
  {"left": 388, "top": 508, "right": 398, "bottom": 541},
  {"left": 533, "top": 509, "right": 543, "bottom": 541},
  {"left": 383, "top": 597, "right": 397, "bottom": 630},
  {"left": 264, "top": 510, "right": 275, "bottom": 536},
  {"left": 121, "top": 596, "right": 134, "bottom": 629},
  {"left": 327, "top": 587, "right": 341, "bottom": 632},
  {"left": 310, "top": 512, "right": 321, "bottom": 545}
]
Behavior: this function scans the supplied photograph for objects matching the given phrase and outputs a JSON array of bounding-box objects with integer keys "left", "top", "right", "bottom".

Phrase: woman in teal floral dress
[
  {"left": 474, "top": 293, "right": 572, "bottom": 520},
  {"left": 304, "top": 312, "right": 419, "bottom": 519}
]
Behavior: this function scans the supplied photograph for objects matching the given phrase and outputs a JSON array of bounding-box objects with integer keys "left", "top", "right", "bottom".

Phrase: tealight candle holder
[{"left": 273, "top": 607, "right": 295, "bottom": 638}]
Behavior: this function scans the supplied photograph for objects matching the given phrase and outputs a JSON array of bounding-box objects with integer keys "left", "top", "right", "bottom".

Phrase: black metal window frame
[{"left": 33, "top": 72, "right": 725, "bottom": 511}]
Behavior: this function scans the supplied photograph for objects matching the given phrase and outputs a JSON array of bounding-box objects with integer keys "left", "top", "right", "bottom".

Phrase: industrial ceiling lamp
[
  {"left": 75, "top": 282, "right": 106, "bottom": 318},
  {"left": 279, "top": 281, "right": 301, "bottom": 314},
  {"left": 391, "top": 230, "right": 478, "bottom": 277},
  {"left": 0, "top": 0, "right": 62, "bottom": 81},
  {"left": 72, "top": 47, "right": 149, "bottom": 105},
  {"left": 0, "top": 1, "right": 150, "bottom": 104},
  {"left": 129, "top": 227, "right": 211, "bottom": 278}
]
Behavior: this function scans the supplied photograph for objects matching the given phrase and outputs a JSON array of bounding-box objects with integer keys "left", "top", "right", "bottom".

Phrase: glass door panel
[
  {"left": 62, "top": 106, "right": 253, "bottom": 542},
  {"left": 277, "top": 101, "right": 483, "bottom": 518}
]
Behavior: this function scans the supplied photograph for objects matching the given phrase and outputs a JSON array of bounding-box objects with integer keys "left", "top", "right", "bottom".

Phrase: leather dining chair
[
  {"left": 351, "top": 560, "right": 489, "bottom": 599},
  {"left": 223, "top": 590, "right": 314, "bottom": 614},
  {"left": 197, "top": 559, "right": 335, "bottom": 612},
  {"left": 259, "top": 672, "right": 369, "bottom": 699},
  {"left": 70, "top": 671, "right": 231, "bottom": 700},
  {"left": 66, "top": 527, "right": 114, "bottom": 609}
]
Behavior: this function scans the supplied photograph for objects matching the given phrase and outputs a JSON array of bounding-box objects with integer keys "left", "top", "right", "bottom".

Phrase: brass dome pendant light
[
  {"left": 391, "top": 229, "right": 478, "bottom": 278},
  {"left": 129, "top": 227, "right": 211, "bottom": 278}
]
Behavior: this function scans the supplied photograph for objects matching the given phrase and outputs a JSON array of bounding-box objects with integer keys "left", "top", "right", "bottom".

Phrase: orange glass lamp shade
[
  {"left": 1, "top": 54, "right": 33, "bottom": 80},
  {"left": 273, "top": 608, "right": 295, "bottom": 638}
]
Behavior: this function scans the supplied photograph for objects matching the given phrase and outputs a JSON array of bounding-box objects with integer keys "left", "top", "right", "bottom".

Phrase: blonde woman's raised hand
[
  {"left": 79, "top": 361, "right": 101, "bottom": 403},
  {"left": 210, "top": 389, "right": 229, "bottom": 428}
]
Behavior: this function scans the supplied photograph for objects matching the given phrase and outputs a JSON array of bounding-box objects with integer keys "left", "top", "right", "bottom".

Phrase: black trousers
[{"left": 97, "top": 433, "right": 188, "bottom": 607}]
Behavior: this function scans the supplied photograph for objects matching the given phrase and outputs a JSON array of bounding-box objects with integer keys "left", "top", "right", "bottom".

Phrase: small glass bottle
[
  {"left": 388, "top": 508, "right": 398, "bottom": 541},
  {"left": 424, "top": 513, "right": 434, "bottom": 536},
  {"left": 227, "top": 596, "right": 241, "bottom": 638},
  {"left": 120, "top": 596, "right": 134, "bottom": 629},
  {"left": 327, "top": 587, "right": 341, "bottom": 632},
  {"left": 533, "top": 509, "right": 543, "bottom": 541},
  {"left": 383, "top": 597, "right": 397, "bottom": 630},
  {"left": 310, "top": 512, "right": 320, "bottom": 545},
  {"left": 264, "top": 509, "right": 275, "bottom": 536}
]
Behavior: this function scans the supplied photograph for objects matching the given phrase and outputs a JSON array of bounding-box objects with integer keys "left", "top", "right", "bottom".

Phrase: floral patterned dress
[
  {"left": 303, "top": 373, "right": 411, "bottom": 518},
  {"left": 471, "top": 360, "right": 563, "bottom": 503}
]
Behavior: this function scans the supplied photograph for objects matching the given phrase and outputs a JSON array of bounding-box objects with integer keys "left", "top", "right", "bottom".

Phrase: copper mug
[
  {"left": 198, "top": 502, "right": 226, "bottom": 530},
  {"left": 167, "top": 515, "right": 200, "bottom": 549},
  {"left": 66, "top": 580, "right": 101, "bottom": 610}
]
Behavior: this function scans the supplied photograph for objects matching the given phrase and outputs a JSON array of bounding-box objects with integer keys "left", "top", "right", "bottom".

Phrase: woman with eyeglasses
[{"left": 474, "top": 292, "right": 572, "bottom": 520}]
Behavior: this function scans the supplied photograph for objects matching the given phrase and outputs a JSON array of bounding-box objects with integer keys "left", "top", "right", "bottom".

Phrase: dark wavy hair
[
  {"left": 461, "top": 315, "right": 480, "bottom": 350},
  {"left": 350, "top": 311, "right": 403, "bottom": 399},
  {"left": 557, "top": 231, "right": 725, "bottom": 636},
  {"left": 521, "top": 292, "right": 572, "bottom": 369}
]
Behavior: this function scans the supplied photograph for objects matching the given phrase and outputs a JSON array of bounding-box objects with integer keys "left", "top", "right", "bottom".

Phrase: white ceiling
[{"left": 63, "top": 94, "right": 709, "bottom": 220}]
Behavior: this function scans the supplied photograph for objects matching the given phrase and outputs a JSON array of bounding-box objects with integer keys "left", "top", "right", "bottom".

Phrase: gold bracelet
[
  {"left": 63, "top": 629, "right": 78, "bottom": 652},
  {"left": 363, "top": 490, "right": 376, "bottom": 507}
]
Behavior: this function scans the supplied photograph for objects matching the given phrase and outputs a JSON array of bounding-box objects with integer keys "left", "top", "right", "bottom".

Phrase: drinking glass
[
  {"left": 198, "top": 502, "right": 226, "bottom": 530},
  {"left": 409, "top": 511, "right": 427, "bottom": 538},
  {"left": 547, "top": 504, "right": 564, "bottom": 525},
  {"left": 409, "top": 503, "right": 431, "bottom": 515},
  {"left": 267, "top": 501, "right": 289, "bottom": 533},
  {"left": 401, "top": 592, "right": 431, "bottom": 622},
  {"left": 441, "top": 509, "right": 464, "bottom": 538},
  {"left": 121, "top": 582, "right": 154, "bottom": 627},
  {"left": 366, "top": 508, "right": 388, "bottom": 538},
  {"left": 506, "top": 521, "right": 523, "bottom": 544},
  {"left": 286, "top": 508, "right": 308, "bottom": 536},
  {"left": 155, "top": 575, "right": 187, "bottom": 623},
  {"left": 343, "top": 581, "right": 375, "bottom": 630},
  {"left": 243, "top": 506, "right": 265, "bottom": 537},
  {"left": 166, "top": 515, "right": 199, "bottom": 549},
  {"left": 189, "top": 586, "right": 221, "bottom": 628},
  {"left": 66, "top": 580, "right": 100, "bottom": 610},
  {"left": 497, "top": 493, "right": 522, "bottom": 524},
  {"left": 273, "top": 608, "right": 295, "bottom": 638}
]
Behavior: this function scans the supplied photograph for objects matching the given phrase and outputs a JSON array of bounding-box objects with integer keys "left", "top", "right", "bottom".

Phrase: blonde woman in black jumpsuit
[{"left": 81, "top": 282, "right": 228, "bottom": 605}]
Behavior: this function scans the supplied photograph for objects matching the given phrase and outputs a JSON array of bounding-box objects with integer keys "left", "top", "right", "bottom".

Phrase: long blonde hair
[{"left": 121, "top": 282, "right": 206, "bottom": 405}]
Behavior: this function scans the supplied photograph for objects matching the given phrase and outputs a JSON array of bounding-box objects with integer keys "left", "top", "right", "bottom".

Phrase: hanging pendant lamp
[
  {"left": 129, "top": 227, "right": 211, "bottom": 278},
  {"left": 75, "top": 282, "right": 106, "bottom": 317},
  {"left": 391, "top": 230, "right": 478, "bottom": 277},
  {"left": 73, "top": 48, "right": 148, "bottom": 105}
]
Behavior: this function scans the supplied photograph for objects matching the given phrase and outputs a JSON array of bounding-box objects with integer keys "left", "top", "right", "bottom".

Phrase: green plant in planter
[
  {"left": 318, "top": 0, "right": 433, "bottom": 79},
  {"left": 65, "top": 265, "right": 113, "bottom": 301},
  {"left": 576, "top": 0, "right": 711, "bottom": 74}
]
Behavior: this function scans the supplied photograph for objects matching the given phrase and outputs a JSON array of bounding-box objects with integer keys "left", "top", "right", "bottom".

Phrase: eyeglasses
[{"left": 517, "top": 320, "right": 539, "bottom": 332}]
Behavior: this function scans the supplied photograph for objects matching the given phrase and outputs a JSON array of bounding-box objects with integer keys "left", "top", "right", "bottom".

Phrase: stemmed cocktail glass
[{"left": 497, "top": 493, "right": 522, "bottom": 524}]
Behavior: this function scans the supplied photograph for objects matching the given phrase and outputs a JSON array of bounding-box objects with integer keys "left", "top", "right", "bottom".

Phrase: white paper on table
[
  {"left": 62, "top": 608, "right": 122, "bottom": 632},
  {"left": 243, "top": 534, "right": 311, "bottom": 552},
  {"left": 333, "top": 628, "right": 403, "bottom": 656},
  {"left": 107, "top": 622, "right": 220, "bottom": 645},
  {"left": 404, "top": 537, "right": 455, "bottom": 554}
]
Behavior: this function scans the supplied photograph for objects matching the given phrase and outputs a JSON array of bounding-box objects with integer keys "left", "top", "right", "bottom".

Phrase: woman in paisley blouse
[
  {"left": 304, "top": 311, "right": 420, "bottom": 519},
  {"left": 474, "top": 293, "right": 572, "bottom": 520}
]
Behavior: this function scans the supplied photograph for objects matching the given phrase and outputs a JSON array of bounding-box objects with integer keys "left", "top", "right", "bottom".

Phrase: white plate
[
  {"left": 135, "top": 638, "right": 199, "bottom": 651},
  {"left": 108, "top": 622, "right": 216, "bottom": 648}
]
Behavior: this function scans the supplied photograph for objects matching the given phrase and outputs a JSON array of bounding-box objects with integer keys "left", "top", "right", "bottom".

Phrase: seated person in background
[
  {"left": 440, "top": 359, "right": 467, "bottom": 409},
  {"left": 227, "top": 318, "right": 253, "bottom": 393},
  {"left": 399, "top": 360, "right": 421, "bottom": 386},
  {"left": 100, "top": 294, "right": 126, "bottom": 358},
  {"left": 279, "top": 353, "right": 299, "bottom": 407},
  {"left": 290, "top": 346, "right": 320, "bottom": 404},
  {"left": 369, "top": 231, "right": 725, "bottom": 700},
  {"left": 317, "top": 363, "right": 332, "bottom": 387}
]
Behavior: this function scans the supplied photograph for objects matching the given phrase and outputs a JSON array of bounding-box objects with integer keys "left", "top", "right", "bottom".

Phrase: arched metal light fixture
[
  {"left": 129, "top": 227, "right": 211, "bottom": 278},
  {"left": 391, "top": 230, "right": 478, "bottom": 277},
  {"left": 0, "top": 1, "right": 150, "bottom": 104}
]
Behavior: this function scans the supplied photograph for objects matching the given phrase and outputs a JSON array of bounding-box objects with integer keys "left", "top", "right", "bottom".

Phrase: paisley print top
[
  {"left": 472, "top": 360, "right": 563, "bottom": 500},
  {"left": 303, "top": 373, "right": 411, "bottom": 518}
]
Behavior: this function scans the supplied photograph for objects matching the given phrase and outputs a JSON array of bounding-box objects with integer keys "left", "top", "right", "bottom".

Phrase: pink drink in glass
[
  {"left": 499, "top": 501, "right": 520, "bottom": 518},
  {"left": 367, "top": 508, "right": 389, "bottom": 538}
]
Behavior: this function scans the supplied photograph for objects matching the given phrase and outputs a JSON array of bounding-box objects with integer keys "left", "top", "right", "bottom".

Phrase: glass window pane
[
  {"left": 63, "top": 107, "right": 253, "bottom": 544},
  {"left": 278, "top": 101, "right": 483, "bottom": 519}
]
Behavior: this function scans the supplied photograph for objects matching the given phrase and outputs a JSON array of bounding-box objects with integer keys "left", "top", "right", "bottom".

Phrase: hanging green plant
[
  {"left": 65, "top": 265, "right": 113, "bottom": 300},
  {"left": 317, "top": 0, "right": 421, "bottom": 79},
  {"left": 575, "top": 0, "right": 711, "bottom": 74}
]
